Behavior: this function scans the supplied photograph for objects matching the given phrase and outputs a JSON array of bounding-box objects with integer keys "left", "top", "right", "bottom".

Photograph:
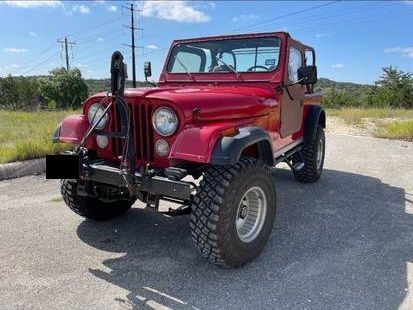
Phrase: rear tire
[
  {"left": 61, "top": 180, "right": 134, "bottom": 221},
  {"left": 190, "top": 157, "right": 277, "bottom": 267},
  {"left": 292, "top": 124, "right": 325, "bottom": 183}
]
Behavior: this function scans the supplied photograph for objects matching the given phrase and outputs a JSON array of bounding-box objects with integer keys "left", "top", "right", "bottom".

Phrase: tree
[
  {"left": 321, "top": 88, "right": 358, "bottom": 108},
  {"left": 38, "top": 67, "right": 88, "bottom": 109},
  {"left": 368, "top": 66, "right": 413, "bottom": 108},
  {"left": 0, "top": 75, "right": 19, "bottom": 110}
]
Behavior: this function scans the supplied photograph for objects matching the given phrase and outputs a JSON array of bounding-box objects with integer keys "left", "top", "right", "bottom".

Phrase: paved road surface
[{"left": 1, "top": 133, "right": 412, "bottom": 310}]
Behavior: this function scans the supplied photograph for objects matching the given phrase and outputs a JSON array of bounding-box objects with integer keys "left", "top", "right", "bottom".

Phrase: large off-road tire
[
  {"left": 292, "top": 124, "right": 325, "bottom": 183},
  {"left": 190, "top": 157, "right": 277, "bottom": 267},
  {"left": 61, "top": 180, "right": 134, "bottom": 221}
]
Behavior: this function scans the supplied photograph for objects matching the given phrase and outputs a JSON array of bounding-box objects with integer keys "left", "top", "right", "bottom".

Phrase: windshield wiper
[
  {"left": 175, "top": 56, "right": 195, "bottom": 81},
  {"left": 215, "top": 56, "right": 241, "bottom": 79}
]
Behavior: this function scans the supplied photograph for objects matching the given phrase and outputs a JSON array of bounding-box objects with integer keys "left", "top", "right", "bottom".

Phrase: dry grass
[
  {"left": 327, "top": 108, "right": 413, "bottom": 141},
  {"left": 0, "top": 110, "right": 76, "bottom": 164},
  {"left": 327, "top": 108, "right": 413, "bottom": 125}
]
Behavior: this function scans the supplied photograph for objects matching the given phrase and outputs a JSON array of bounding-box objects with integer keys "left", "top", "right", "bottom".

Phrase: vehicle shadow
[{"left": 76, "top": 168, "right": 413, "bottom": 310}]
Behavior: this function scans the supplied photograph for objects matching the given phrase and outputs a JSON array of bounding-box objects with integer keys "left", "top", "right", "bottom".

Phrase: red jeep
[{"left": 47, "top": 32, "right": 325, "bottom": 267}]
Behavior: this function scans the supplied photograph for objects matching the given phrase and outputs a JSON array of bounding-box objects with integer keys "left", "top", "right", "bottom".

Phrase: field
[
  {"left": 0, "top": 108, "right": 412, "bottom": 164},
  {"left": 0, "top": 110, "right": 75, "bottom": 164},
  {"left": 328, "top": 108, "right": 413, "bottom": 141}
]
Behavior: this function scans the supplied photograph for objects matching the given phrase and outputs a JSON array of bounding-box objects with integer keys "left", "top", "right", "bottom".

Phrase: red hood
[{"left": 90, "top": 86, "right": 278, "bottom": 123}]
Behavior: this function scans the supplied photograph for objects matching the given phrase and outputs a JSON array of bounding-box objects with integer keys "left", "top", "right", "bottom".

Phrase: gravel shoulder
[{"left": 0, "top": 133, "right": 412, "bottom": 310}]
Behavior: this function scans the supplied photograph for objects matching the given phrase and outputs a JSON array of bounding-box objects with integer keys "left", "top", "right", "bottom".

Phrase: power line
[
  {"left": 232, "top": 1, "right": 342, "bottom": 32},
  {"left": 67, "top": 17, "right": 123, "bottom": 38},
  {"left": 255, "top": 1, "right": 389, "bottom": 33},
  {"left": 57, "top": 36, "right": 76, "bottom": 70}
]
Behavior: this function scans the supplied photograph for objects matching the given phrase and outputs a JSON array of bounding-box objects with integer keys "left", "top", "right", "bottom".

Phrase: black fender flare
[
  {"left": 210, "top": 127, "right": 274, "bottom": 166},
  {"left": 304, "top": 105, "right": 326, "bottom": 141}
]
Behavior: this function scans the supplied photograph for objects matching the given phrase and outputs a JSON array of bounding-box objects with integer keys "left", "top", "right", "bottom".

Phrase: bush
[{"left": 38, "top": 67, "right": 88, "bottom": 109}]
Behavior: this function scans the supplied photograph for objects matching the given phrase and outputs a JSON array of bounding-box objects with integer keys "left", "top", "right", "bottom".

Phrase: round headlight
[
  {"left": 88, "top": 103, "right": 108, "bottom": 130},
  {"left": 152, "top": 108, "right": 178, "bottom": 136}
]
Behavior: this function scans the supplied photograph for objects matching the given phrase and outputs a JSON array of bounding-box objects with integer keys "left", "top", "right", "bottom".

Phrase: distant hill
[
  {"left": 315, "top": 78, "right": 371, "bottom": 95},
  {"left": 84, "top": 77, "right": 371, "bottom": 95}
]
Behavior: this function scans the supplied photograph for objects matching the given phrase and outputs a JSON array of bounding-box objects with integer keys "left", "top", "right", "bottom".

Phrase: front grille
[{"left": 109, "top": 100, "right": 154, "bottom": 163}]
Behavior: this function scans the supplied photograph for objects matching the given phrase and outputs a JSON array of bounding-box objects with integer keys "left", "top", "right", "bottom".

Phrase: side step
[{"left": 274, "top": 143, "right": 305, "bottom": 172}]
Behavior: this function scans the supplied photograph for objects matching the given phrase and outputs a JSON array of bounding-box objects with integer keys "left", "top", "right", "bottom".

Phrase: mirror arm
[
  {"left": 145, "top": 75, "right": 157, "bottom": 87},
  {"left": 276, "top": 78, "right": 306, "bottom": 101}
]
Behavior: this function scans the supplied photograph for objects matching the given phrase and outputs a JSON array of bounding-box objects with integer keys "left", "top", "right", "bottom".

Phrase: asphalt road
[{"left": 1, "top": 133, "right": 412, "bottom": 310}]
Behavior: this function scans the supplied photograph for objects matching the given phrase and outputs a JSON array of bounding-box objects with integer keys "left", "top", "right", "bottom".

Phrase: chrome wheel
[
  {"left": 236, "top": 186, "right": 267, "bottom": 243},
  {"left": 316, "top": 138, "right": 324, "bottom": 170}
]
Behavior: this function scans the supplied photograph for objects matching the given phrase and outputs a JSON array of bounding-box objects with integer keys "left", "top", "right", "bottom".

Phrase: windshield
[{"left": 166, "top": 37, "right": 281, "bottom": 74}]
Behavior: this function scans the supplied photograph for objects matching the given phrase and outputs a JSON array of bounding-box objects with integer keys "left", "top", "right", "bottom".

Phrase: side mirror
[
  {"left": 144, "top": 61, "right": 152, "bottom": 78},
  {"left": 298, "top": 65, "right": 317, "bottom": 85}
]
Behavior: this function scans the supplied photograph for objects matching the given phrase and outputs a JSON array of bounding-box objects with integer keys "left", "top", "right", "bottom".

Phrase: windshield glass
[{"left": 166, "top": 37, "right": 281, "bottom": 74}]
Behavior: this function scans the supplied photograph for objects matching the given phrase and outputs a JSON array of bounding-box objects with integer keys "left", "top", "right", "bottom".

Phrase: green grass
[
  {"left": 375, "top": 120, "right": 413, "bottom": 141},
  {"left": 0, "top": 110, "right": 77, "bottom": 164},
  {"left": 327, "top": 108, "right": 413, "bottom": 125},
  {"left": 51, "top": 196, "right": 63, "bottom": 203}
]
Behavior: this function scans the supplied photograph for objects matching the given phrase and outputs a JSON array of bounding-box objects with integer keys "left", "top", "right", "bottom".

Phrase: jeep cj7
[{"left": 46, "top": 32, "right": 325, "bottom": 267}]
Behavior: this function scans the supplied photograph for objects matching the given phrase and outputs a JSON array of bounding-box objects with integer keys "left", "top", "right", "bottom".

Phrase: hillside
[
  {"left": 85, "top": 77, "right": 370, "bottom": 95},
  {"left": 315, "top": 78, "right": 371, "bottom": 95}
]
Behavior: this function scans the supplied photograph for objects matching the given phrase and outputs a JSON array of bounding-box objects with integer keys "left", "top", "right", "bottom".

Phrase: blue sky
[{"left": 0, "top": 0, "right": 412, "bottom": 84}]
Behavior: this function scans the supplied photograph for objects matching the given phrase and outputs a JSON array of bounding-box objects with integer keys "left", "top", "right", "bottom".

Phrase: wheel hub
[
  {"left": 239, "top": 202, "right": 248, "bottom": 219},
  {"left": 235, "top": 186, "right": 268, "bottom": 243}
]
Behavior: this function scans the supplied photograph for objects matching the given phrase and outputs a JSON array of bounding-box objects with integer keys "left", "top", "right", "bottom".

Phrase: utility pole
[
  {"left": 122, "top": 3, "right": 143, "bottom": 88},
  {"left": 57, "top": 36, "right": 76, "bottom": 70}
]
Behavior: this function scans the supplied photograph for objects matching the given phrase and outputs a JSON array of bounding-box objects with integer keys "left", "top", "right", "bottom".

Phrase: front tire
[
  {"left": 61, "top": 180, "right": 134, "bottom": 221},
  {"left": 190, "top": 157, "right": 277, "bottom": 267}
]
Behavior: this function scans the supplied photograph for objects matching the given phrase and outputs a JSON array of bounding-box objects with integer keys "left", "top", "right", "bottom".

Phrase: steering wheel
[{"left": 247, "top": 65, "right": 269, "bottom": 72}]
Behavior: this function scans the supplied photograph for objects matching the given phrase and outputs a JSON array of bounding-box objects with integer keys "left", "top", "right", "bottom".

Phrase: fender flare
[
  {"left": 304, "top": 105, "right": 325, "bottom": 141},
  {"left": 210, "top": 127, "right": 274, "bottom": 166}
]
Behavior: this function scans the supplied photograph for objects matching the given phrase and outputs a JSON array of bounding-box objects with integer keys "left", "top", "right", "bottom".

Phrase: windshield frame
[{"left": 164, "top": 34, "right": 283, "bottom": 78}]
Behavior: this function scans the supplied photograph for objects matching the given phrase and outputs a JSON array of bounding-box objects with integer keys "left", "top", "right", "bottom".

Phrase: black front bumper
[{"left": 46, "top": 155, "right": 192, "bottom": 202}]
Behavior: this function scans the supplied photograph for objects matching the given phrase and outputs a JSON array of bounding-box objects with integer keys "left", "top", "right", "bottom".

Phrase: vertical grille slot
[{"left": 110, "top": 100, "right": 154, "bottom": 163}]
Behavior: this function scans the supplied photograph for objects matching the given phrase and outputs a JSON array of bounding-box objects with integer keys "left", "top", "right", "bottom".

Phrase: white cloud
[
  {"left": 232, "top": 14, "right": 259, "bottom": 22},
  {"left": 11, "top": 64, "right": 20, "bottom": 68},
  {"left": 0, "top": 1, "right": 62, "bottom": 8},
  {"left": 142, "top": 1, "right": 210, "bottom": 23},
  {"left": 72, "top": 4, "right": 90, "bottom": 14},
  {"left": 107, "top": 5, "right": 117, "bottom": 12},
  {"left": 315, "top": 33, "right": 331, "bottom": 38},
  {"left": 147, "top": 44, "right": 159, "bottom": 50},
  {"left": 3, "top": 47, "right": 29, "bottom": 53},
  {"left": 29, "top": 31, "right": 38, "bottom": 36},
  {"left": 331, "top": 63, "right": 344, "bottom": 69},
  {"left": 97, "top": 37, "right": 104, "bottom": 42},
  {"left": 384, "top": 47, "right": 413, "bottom": 59}
]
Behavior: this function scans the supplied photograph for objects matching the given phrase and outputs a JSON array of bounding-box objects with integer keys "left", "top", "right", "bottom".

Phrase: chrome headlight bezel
[
  {"left": 88, "top": 103, "right": 108, "bottom": 130},
  {"left": 152, "top": 107, "right": 178, "bottom": 137}
]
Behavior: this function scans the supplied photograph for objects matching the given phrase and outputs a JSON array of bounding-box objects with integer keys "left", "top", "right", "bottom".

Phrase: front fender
[
  {"left": 169, "top": 123, "right": 237, "bottom": 163},
  {"left": 210, "top": 127, "right": 274, "bottom": 165},
  {"left": 54, "top": 114, "right": 90, "bottom": 145},
  {"left": 170, "top": 125, "right": 274, "bottom": 166}
]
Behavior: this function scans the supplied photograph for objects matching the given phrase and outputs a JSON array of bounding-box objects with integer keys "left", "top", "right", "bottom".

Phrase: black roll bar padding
[
  {"left": 110, "top": 51, "right": 135, "bottom": 174},
  {"left": 110, "top": 51, "right": 125, "bottom": 96}
]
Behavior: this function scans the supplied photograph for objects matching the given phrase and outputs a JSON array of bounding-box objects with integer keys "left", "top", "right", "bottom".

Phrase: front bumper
[{"left": 46, "top": 155, "right": 192, "bottom": 202}]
